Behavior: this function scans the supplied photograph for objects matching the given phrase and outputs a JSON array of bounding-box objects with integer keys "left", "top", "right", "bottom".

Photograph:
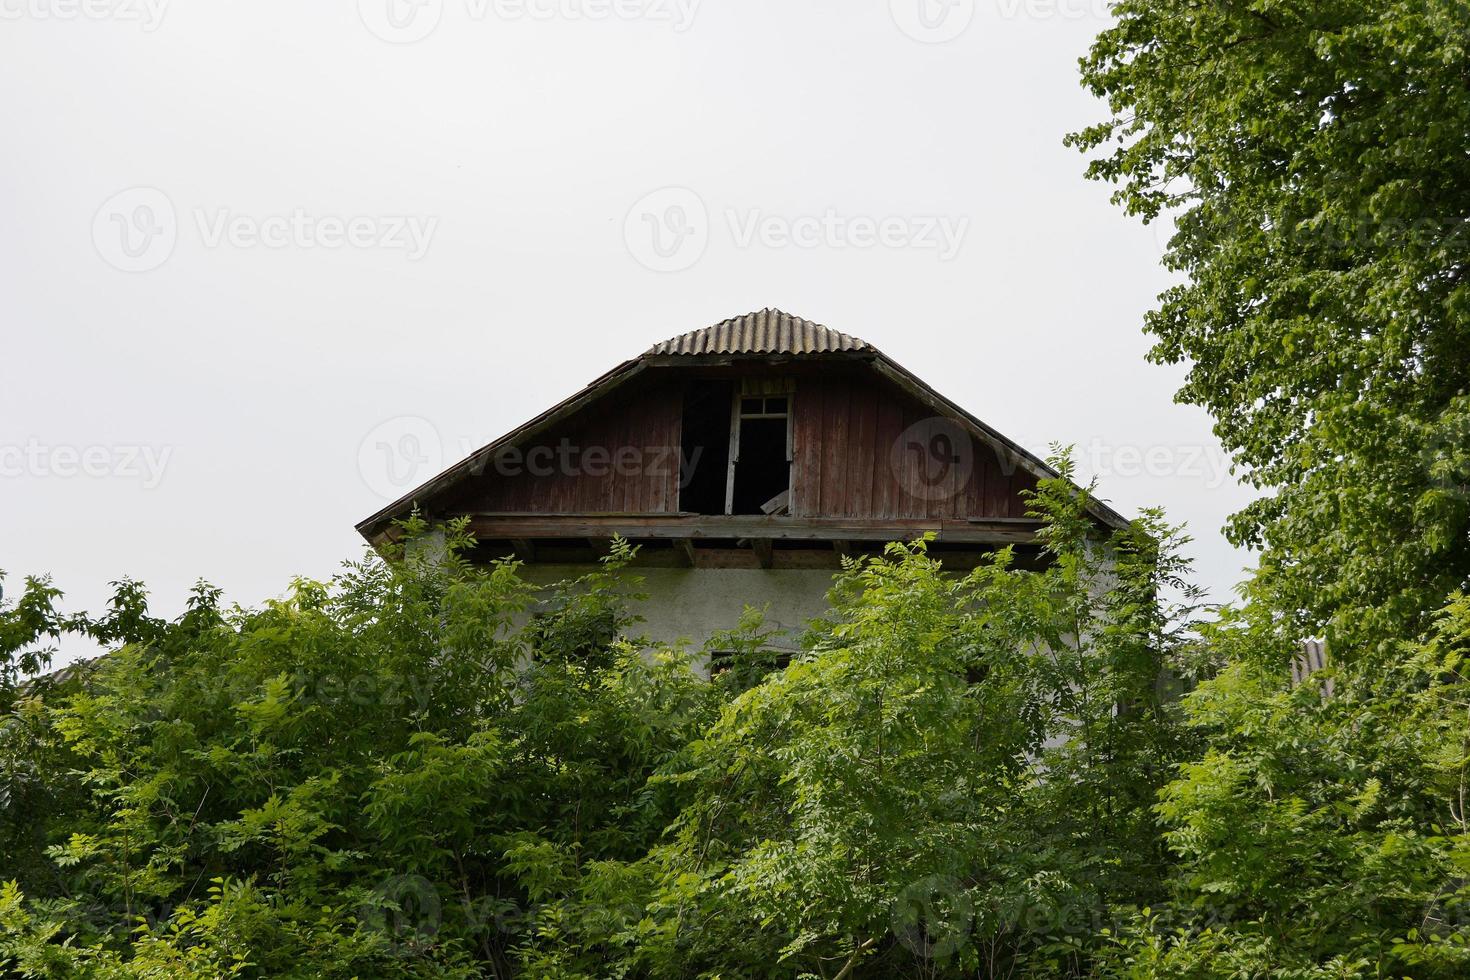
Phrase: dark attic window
[
  {"left": 730, "top": 390, "right": 792, "bottom": 516},
  {"left": 679, "top": 380, "right": 733, "bottom": 515},
  {"left": 679, "top": 381, "right": 794, "bottom": 516}
]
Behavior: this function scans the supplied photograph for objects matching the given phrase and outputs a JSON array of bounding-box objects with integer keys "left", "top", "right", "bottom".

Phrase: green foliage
[
  {"left": 1090, "top": 593, "right": 1470, "bottom": 978},
  {"left": 1070, "top": 0, "right": 1470, "bottom": 649},
  {"left": 0, "top": 469, "right": 1202, "bottom": 978},
  {"left": 496, "top": 466, "right": 1199, "bottom": 979},
  {"left": 0, "top": 518, "right": 716, "bottom": 977},
  {"left": 1069, "top": 6, "right": 1470, "bottom": 971}
]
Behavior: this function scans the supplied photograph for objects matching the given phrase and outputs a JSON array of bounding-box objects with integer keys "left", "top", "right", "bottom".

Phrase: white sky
[{"left": 2, "top": 0, "right": 1257, "bottom": 664}]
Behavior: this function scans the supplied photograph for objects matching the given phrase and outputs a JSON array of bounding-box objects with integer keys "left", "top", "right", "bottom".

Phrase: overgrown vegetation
[
  {"left": 1062, "top": 0, "right": 1470, "bottom": 973},
  {"left": 0, "top": 472, "right": 1172, "bottom": 977},
  {"left": 1069, "top": 0, "right": 1470, "bottom": 652},
  {"left": 5, "top": 464, "right": 1468, "bottom": 977}
]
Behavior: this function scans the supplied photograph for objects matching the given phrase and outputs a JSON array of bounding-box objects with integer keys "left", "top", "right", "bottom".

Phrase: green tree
[
  {"left": 0, "top": 463, "right": 1197, "bottom": 978},
  {"left": 0, "top": 521, "right": 717, "bottom": 977},
  {"left": 1093, "top": 591, "right": 1470, "bottom": 978},
  {"left": 1071, "top": 0, "right": 1470, "bottom": 650},
  {"left": 577, "top": 466, "right": 1199, "bottom": 979}
]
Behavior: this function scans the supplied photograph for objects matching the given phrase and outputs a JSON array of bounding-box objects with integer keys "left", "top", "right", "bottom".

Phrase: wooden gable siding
[
  {"left": 446, "top": 380, "right": 684, "bottom": 515},
  {"left": 790, "top": 374, "right": 1036, "bottom": 520}
]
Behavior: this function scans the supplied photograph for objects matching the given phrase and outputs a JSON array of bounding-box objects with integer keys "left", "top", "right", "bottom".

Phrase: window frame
[{"left": 724, "top": 380, "right": 795, "bottom": 515}]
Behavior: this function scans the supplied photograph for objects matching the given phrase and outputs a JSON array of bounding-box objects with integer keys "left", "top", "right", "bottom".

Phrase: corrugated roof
[{"left": 647, "top": 308, "right": 871, "bottom": 356}]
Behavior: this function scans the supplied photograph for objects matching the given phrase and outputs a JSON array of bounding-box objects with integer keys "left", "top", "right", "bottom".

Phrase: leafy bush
[
  {"left": 0, "top": 470, "right": 1201, "bottom": 978},
  {"left": 6, "top": 466, "right": 1467, "bottom": 976},
  {"left": 1090, "top": 596, "right": 1470, "bottom": 979}
]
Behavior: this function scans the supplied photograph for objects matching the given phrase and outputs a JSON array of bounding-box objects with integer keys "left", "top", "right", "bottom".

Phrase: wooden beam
[
  {"left": 674, "top": 538, "right": 697, "bottom": 567},
  {"left": 832, "top": 539, "right": 853, "bottom": 559},
  {"left": 482, "top": 545, "right": 976, "bottom": 572},
  {"left": 510, "top": 538, "right": 536, "bottom": 562},
  {"left": 760, "top": 489, "right": 791, "bottom": 515},
  {"left": 751, "top": 538, "right": 774, "bottom": 569},
  {"left": 464, "top": 514, "right": 1041, "bottom": 545}
]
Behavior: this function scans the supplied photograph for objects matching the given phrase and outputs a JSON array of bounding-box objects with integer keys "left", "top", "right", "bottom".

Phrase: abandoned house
[{"left": 356, "top": 309, "right": 1129, "bottom": 653}]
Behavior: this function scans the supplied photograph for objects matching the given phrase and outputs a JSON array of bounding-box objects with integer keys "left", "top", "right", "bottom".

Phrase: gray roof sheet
[{"left": 647, "top": 308, "right": 871, "bottom": 356}]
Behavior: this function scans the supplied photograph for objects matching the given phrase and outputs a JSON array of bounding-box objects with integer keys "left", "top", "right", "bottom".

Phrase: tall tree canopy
[{"left": 1070, "top": 0, "right": 1470, "bottom": 648}]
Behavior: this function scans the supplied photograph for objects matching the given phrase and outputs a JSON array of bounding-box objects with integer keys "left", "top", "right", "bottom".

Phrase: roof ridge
[{"left": 647, "top": 309, "right": 872, "bottom": 357}]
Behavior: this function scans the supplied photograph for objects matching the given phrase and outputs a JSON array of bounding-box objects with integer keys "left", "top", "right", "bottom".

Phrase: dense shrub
[{"left": 4, "top": 469, "right": 1468, "bottom": 976}]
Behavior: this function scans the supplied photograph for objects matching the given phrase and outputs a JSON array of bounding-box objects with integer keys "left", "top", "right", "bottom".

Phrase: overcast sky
[{"left": 2, "top": 0, "right": 1257, "bottom": 664}]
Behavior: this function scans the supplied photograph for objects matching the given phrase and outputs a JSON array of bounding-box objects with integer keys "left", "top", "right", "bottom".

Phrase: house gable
[{"left": 356, "top": 309, "right": 1127, "bottom": 562}]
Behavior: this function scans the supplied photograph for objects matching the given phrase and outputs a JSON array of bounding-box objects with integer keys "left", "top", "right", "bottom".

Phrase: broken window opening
[
  {"left": 707, "top": 648, "right": 794, "bottom": 677},
  {"left": 728, "top": 391, "right": 792, "bottom": 516},
  {"left": 678, "top": 380, "right": 733, "bottom": 515}
]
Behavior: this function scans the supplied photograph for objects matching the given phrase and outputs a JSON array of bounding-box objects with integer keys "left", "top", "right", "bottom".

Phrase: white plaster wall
[{"left": 518, "top": 565, "right": 840, "bottom": 653}]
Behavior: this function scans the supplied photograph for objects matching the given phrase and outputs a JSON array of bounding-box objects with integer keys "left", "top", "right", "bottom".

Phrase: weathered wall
[
  {"left": 518, "top": 565, "right": 838, "bottom": 654},
  {"left": 790, "top": 373, "right": 1038, "bottom": 520},
  {"left": 442, "top": 379, "right": 685, "bottom": 515},
  {"left": 436, "top": 367, "right": 1042, "bottom": 523}
]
